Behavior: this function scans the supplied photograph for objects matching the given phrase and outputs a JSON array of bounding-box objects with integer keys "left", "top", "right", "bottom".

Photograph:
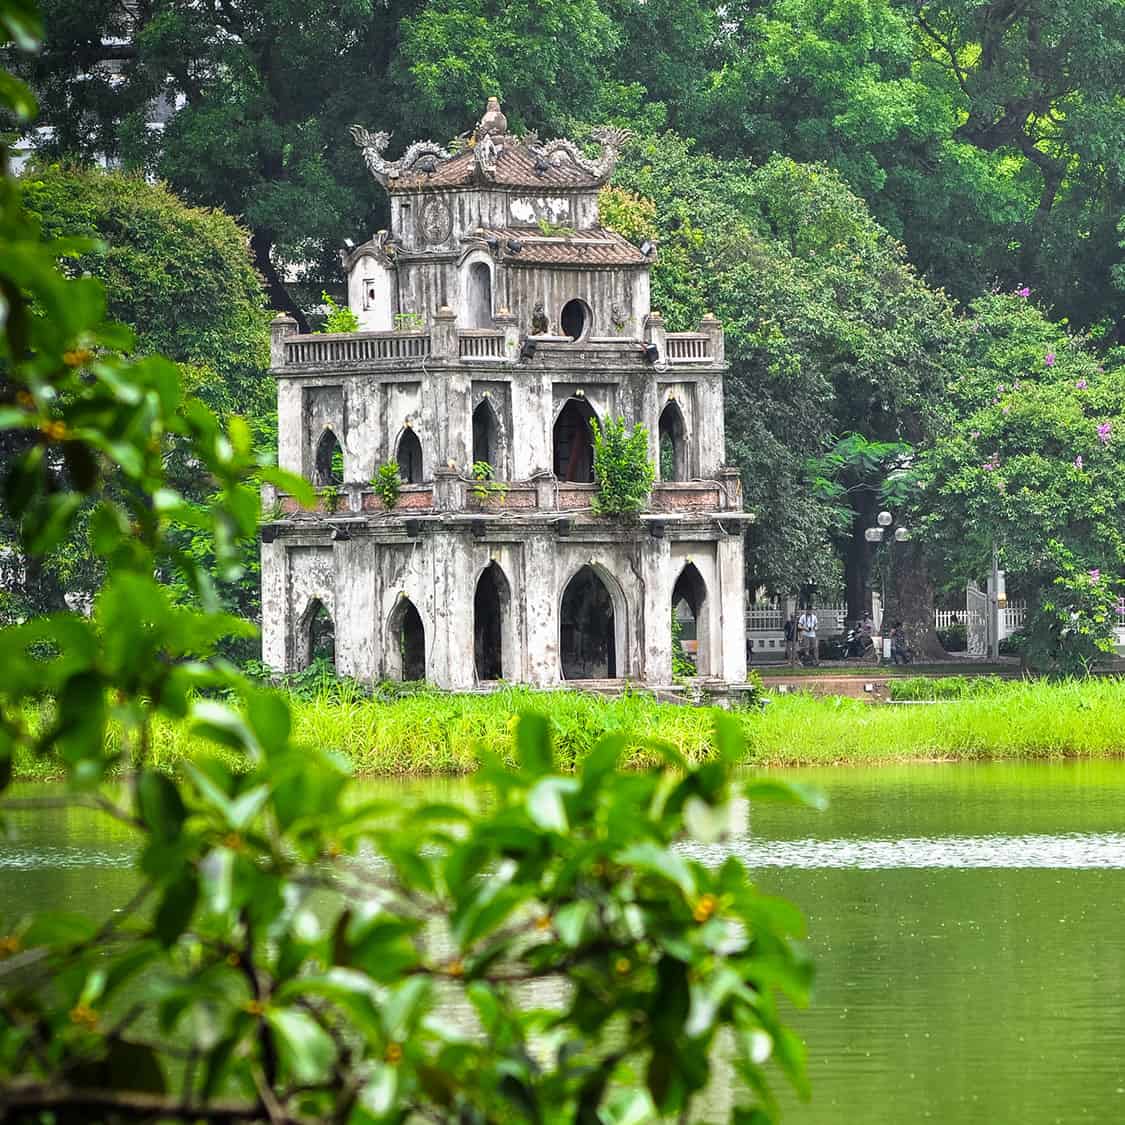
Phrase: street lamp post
[{"left": 865, "top": 510, "right": 910, "bottom": 655}]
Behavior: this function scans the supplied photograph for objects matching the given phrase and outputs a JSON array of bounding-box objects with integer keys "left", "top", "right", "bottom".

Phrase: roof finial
[{"left": 478, "top": 96, "right": 508, "bottom": 136}]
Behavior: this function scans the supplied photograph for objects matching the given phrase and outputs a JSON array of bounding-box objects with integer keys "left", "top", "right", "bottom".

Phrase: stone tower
[{"left": 260, "top": 99, "right": 750, "bottom": 689}]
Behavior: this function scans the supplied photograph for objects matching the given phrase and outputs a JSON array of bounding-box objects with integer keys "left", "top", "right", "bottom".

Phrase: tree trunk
[
  {"left": 250, "top": 230, "right": 309, "bottom": 332},
  {"left": 884, "top": 540, "right": 944, "bottom": 660},
  {"left": 843, "top": 492, "right": 877, "bottom": 624}
]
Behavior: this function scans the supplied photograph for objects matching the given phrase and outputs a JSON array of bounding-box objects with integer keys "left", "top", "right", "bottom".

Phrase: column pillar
[{"left": 717, "top": 530, "right": 748, "bottom": 682}]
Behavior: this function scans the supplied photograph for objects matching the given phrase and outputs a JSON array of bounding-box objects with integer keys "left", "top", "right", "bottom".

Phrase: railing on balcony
[
  {"left": 283, "top": 331, "right": 430, "bottom": 366},
  {"left": 458, "top": 330, "right": 506, "bottom": 360},
  {"left": 665, "top": 333, "right": 711, "bottom": 362}
]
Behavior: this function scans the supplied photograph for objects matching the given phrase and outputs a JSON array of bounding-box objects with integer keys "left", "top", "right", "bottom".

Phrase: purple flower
[
  {"left": 1074, "top": 455, "right": 1084, "bottom": 470},
  {"left": 982, "top": 454, "right": 1001, "bottom": 472},
  {"left": 1089, "top": 569, "right": 1101, "bottom": 583},
  {"left": 970, "top": 430, "right": 980, "bottom": 439},
  {"left": 997, "top": 384, "right": 1005, "bottom": 393},
  {"left": 1098, "top": 422, "right": 1112, "bottom": 444},
  {"left": 1044, "top": 352, "right": 1056, "bottom": 366},
  {"left": 1017, "top": 286, "right": 1031, "bottom": 298},
  {"left": 1013, "top": 381, "right": 1021, "bottom": 390},
  {"left": 1076, "top": 378, "right": 1088, "bottom": 390},
  {"left": 1001, "top": 405, "right": 1010, "bottom": 415}
]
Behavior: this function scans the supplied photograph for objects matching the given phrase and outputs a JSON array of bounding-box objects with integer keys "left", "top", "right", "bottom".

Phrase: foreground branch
[{"left": 0, "top": 1084, "right": 280, "bottom": 1122}]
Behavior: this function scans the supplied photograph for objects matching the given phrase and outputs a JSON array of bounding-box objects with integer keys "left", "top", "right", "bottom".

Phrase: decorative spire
[{"left": 477, "top": 96, "right": 508, "bottom": 137}]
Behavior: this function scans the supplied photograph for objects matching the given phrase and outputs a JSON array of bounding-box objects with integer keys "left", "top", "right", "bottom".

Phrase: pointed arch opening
[
  {"left": 553, "top": 398, "right": 598, "bottom": 483},
  {"left": 672, "top": 562, "right": 710, "bottom": 677},
  {"left": 659, "top": 401, "right": 687, "bottom": 482},
  {"left": 387, "top": 596, "right": 426, "bottom": 681},
  {"left": 472, "top": 399, "right": 501, "bottom": 474},
  {"left": 315, "top": 429, "right": 344, "bottom": 486},
  {"left": 474, "top": 562, "right": 511, "bottom": 681},
  {"left": 560, "top": 565, "right": 619, "bottom": 680},
  {"left": 467, "top": 262, "right": 493, "bottom": 328},
  {"left": 396, "top": 428, "right": 423, "bottom": 484},
  {"left": 299, "top": 598, "right": 335, "bottom": 671}
]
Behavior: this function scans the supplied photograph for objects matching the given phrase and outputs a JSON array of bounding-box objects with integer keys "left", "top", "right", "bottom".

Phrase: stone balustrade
[
  {"left": 269, "top": 311, "right": 725, "bottom": 370},
  {"left": 269, "top": 478, "right": 739, "bottom": 519}
]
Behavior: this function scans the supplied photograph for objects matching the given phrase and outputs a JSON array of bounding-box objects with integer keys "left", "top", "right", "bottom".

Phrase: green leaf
[
  {"left": 744, "top": 778, "right": 828, "bottom": 811},
  {"left": 155, "top": 872, "right": 199, "bottom": 947},
  {"left": 526, "top": 776, "right": 578, "bottom": 832},
  {"left": 136, "top": 769, "right": 186, "bottom": 841},
  {"left": 266, "top": 1007, "right": 337, "bottom": 1085},
  {"left": 516, "top": 712, "right": 552, "bottom": 776},
  {"left": 23, "top": 912, "right": 97, "bottom": 947},
  {"left": 554, "top": 900, "right": 594, "bottom": 948}
]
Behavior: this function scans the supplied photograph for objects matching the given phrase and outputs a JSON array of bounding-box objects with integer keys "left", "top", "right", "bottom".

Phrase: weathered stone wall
[{"left": 263, "top": 522, "right": 746, "bottom": 688}]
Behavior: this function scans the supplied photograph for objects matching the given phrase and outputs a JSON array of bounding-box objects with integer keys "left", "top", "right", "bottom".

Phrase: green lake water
[{"left": 3, "top": 759, "right": 1125, "bottom": 1123}]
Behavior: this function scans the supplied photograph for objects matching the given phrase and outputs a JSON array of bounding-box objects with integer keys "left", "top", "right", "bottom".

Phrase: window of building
[
  {"left": 467, "top": 262, "right": 492, "bottom": 328},
  {"left": 472, "top": 399, "right": 501, "bottom": 471},
  {"left": 301, "top": 598, "right": 335, "bottom": 670},
  {"left": 560, "top": 298, "right": 591, "bottom": 341},
  {"left": 388, "top": 598, "right": 425, "bottom": 681},
  {"left": 658, "top": 401, "right": 687, "bottom": 481},
  {"left": 315, "top": 429, "right": 344, "bottom": 486},
  {"left": 396, "top": 428, "right": 423, "bottom": 484},
  {"left": 553, "top": 398, "right": 597, "bottom": 483}
]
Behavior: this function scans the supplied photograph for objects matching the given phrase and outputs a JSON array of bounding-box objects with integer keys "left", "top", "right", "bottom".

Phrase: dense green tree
[
  {"left": 608, "top": 135, "right": 960, "bottom": 621},
  {"left": 1, "top": 164, "right": 270, "bottom": 625}
]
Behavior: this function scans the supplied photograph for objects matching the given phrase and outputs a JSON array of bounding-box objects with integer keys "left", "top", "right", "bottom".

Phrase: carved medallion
[{"left": 419, "top": 197, "right": 453, "bottom": 245}]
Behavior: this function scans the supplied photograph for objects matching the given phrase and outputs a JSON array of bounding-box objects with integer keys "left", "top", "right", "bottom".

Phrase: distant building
[{"left": 261, "top": 98, "right": 749, "bottom": 689}]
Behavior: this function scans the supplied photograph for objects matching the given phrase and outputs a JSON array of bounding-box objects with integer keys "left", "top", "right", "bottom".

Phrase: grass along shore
[{"left": 13, "top": 677, "right": 1125, "bottom": 780}]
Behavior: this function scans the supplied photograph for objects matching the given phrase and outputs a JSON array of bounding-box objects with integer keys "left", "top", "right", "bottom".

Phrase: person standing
[
  {"left": 798, "top": 608, "right": 819, "bottom": 666},
  {"left": 783, "top": 612, "right": 798, "bottom": 666}
]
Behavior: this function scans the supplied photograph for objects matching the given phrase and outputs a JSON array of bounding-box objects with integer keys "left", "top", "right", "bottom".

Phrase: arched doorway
[
  {"left": 671, "top": 562, "right": 709, "bottom": 676},
  {"left": 560, "top": 565, "right": 618, "bottom": 679},
  {"left": 560, "top": 298, "right": 591, "bottom": 341},
  {"left": 396, "top": 428, "right": 423, "bottom": 484},
  {"left": 472, "top": 399, "right": 501, "bottom": 472},
  {"left": 387, "top": 597, "right": 426, "bottom": 681},
  {"left": 553, "top": 398, "right": 598, "bottom": 483},
  {"left": 300, "top": 598, "right": 335, "bottom": 670},
  {"left": 315, "top": 429, "right": 344, "bottom": 486},
  {"left": 467, "top": 262, "right": 492, "bottom": 328},
  {"left": 474, "top": 562, "right": 510, "bottom": 681},
  {"left": 659, "top": 401, "right": 687, "bottom": 481}
]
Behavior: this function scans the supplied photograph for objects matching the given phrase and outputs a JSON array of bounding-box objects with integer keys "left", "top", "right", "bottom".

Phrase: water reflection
[{"left": 682, "top": 832, "right": 1125, "bottom": 869}]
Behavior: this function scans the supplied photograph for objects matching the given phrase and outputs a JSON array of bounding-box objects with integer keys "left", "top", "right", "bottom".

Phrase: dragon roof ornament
[
  {"left": 535, "top": 126, "right": 633, "bottom": 185},
  {"left": 349, "top": 125, "right": 451, "bottom": 187}
]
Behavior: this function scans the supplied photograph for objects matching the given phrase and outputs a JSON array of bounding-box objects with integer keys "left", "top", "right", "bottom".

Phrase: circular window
[{"left": 561, "top": 298, "right": 592, "bottom": 341}]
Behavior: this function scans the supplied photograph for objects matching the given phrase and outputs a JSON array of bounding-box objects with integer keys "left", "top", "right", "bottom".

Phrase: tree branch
[{"left": 0, "top": 1085, "right": 273, "bottom": 1122}]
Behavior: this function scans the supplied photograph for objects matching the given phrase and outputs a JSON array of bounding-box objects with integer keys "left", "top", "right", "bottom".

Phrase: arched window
[
  {"left": 659, "top": 401, "right": 687, "bottom": 482},
  {"left": 672, "top": 562, "right": 709, "bottom": 676},
  {"left": 300, "top": 598, "right": 335, "bottom": 670},
  {"left": 553, "top": 398, "right": 598, "bottom": 483},
  {"left": 396, "top": 428, "right": 423, "bottom": 484},
  {"left": 560, "top": 298, "right": 591, "bottom": 341},
  {"left": 560, "top": 565, "right": 618, "bottom": 679},
  {"left": 474, "top": 562, "right": 511, "bottom": 681},
  {"left": 387, "top": 597, "right": 426, "bottom": 681},
  {"left": 315, "top": 429, "right": 344, "bottom": 486},
  {"left": 467, "top": 262, "right": 492, "bottom": 328},
  {"left": 472, "top": 399, "right": 501, "bottom": 473}
]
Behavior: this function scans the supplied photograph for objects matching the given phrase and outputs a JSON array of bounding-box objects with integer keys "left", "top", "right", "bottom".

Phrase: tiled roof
[
  {"left": 391, "top": 140, "right": 601, "bottom": 192},
  {"left": 472, "top": 227, "right": 649, "bottom": 267}
]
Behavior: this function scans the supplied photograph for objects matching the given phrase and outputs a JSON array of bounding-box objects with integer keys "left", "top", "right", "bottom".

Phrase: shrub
[
  {"left": 937, "top": 622, "right": 967, "bottom": 651},
  {"left": 591, "top": 416, "right": 655, "bottom": 515},
  {"left": 372, "top": 460, "right": 402, "bottom": 508},
  {"left": 317, "top": 289, "right": 359, "bottom": 333}
]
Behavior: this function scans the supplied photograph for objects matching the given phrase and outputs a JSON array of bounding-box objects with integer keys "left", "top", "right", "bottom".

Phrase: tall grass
[
  {"left": 754, "top": 677, "right": 1125, "bottom": 764},
  {"left": 12, "top": 678, "right": 1125, "bottom": 780}
]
